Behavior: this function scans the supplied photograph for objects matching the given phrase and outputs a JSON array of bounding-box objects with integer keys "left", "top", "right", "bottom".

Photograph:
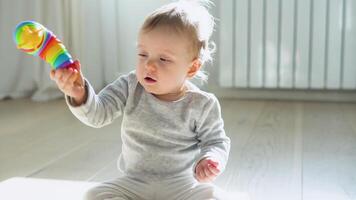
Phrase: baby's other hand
[
  {"left": 195, "top": 157, "right": 220, "bottom": 183},
  {"left": 50, "top": 60, "right": 86, "bottom": 105}
]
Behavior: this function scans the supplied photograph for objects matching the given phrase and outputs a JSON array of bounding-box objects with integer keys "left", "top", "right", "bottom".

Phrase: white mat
[{"left": 0, "top": 177, "right": 99, "bottom": 200}]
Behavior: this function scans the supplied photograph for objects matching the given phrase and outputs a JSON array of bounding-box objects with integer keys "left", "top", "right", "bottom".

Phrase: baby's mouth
[{"left": 144, "top": 76, "right": 157, "bottom": 83}]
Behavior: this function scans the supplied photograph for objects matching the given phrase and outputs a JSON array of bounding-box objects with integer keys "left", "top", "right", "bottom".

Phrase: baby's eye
[
  {"left": 138, "top": 53, "right": 147, "bottom": 57},
  {"left": 160, "top": 57, "right": 170, "bottom": 63}
]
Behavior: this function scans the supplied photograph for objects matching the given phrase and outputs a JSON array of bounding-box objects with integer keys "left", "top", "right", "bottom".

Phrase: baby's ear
[{"left": 187, "top": 58, "right": 201, "bottom": 78}]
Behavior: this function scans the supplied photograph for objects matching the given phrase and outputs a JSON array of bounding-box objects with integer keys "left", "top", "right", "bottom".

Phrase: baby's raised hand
[
  {"left": 195, "top": 158, "right": 220, "bottom": 183},
  {"left": 50, "top": 60, "right": 86, "bottom": 105}
]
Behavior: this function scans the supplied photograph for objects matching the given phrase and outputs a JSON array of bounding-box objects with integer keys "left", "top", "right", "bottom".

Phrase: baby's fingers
[
  {"left": 204, "top": 167, "right": 214, "bottom": 178},
  {"left": 50, "top": 70, "right": 55, "bottom": 80},
  {"left": 196, "top": 168, "right": 214, "bottom": 183},
  {"left": 54, "top": 68, "right": 65, "bottom": 82},
  {"left": 61, "top": 68, "right": 74, "bottom": 83},
  {"left": 68, "top": 70, "right": 79, "bottom": 84},
  {"left": 197, "top": 170, "right": 207, "bottom": 182},
  {"left": 62, "top": 70, "right": 77, "bottom": 88},
  {"left": 208, "top": 160, "right": 219, "bottom": 167},
  {"left": 61, "top": 71, "right": 77, "bottom": 89},
  {"left": 208, "top": 164, "right": 220, "bottom": 175}
]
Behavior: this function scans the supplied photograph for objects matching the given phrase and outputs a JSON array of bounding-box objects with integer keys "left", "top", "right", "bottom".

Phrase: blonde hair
[{"left": 140, "top": 0, "right": 216, "bottom": 82}]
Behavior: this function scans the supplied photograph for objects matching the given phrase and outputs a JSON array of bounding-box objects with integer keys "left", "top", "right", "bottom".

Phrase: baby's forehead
[
  {"left": 139, "top": 26, "right": 189, "bottom": 39},
  {"left": 137, "top": 27, "right": 196, "bottom": 52}
]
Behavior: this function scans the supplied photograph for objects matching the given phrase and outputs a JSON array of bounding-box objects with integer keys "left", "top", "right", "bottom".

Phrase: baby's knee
[
  {"left": 84, "top": 185, "right": 130, "bottom": 200},
  {"left": 191, "top": 183, "right": 230, "bottom": 200},
  {"left": 84, "top": 187, "right": 100, "bottom": 200}
]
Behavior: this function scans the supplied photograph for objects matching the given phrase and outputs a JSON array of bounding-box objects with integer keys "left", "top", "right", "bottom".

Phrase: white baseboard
[{"left": 207, "top": 86, "right": 356, "bottom": 102}]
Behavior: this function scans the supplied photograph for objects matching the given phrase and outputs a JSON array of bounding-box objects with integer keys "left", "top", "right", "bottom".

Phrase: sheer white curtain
[{"left": 0, "top": 0, "right": 123, "bottom": 101}]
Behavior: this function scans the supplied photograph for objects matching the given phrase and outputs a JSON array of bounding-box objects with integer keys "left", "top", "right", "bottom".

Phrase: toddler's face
[{"left": 136, "top": 27, "right": 198, "bottom": 98}]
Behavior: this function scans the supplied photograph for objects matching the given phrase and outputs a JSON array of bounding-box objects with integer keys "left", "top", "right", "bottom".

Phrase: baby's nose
[{"left": 145, "top": 60, "right": 157, "bottom": 72}]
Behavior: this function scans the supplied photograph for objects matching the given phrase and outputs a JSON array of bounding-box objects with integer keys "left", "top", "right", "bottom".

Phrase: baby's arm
[
  {"left": 194, "top": 95, "right": 231, "bottom": 182},
  {"left": 51, "top": 65, "right": 130, "bottom": 128},
  {"left": 65, "top": 73, "right": 130, "bottom": 128}
]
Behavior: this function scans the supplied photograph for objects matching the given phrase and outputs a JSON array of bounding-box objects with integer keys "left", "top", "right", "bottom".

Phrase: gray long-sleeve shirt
[{"left": 66, "top": 71, "right": 230, "bottom": 181}]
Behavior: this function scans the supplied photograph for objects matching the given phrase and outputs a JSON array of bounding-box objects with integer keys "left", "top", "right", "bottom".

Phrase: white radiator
[{"left": 219, "top": 0, "right": 356, "bottom": 90}]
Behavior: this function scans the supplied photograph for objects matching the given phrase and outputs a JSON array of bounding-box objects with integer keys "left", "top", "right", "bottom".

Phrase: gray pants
[{"left": 84, "top": 175, "right": 230, "bottom": 200}]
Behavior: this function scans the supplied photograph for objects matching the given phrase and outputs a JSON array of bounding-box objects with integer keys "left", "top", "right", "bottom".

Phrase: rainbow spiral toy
[{"left": 13, "top": 21, "right": 74, "bottom": 70}]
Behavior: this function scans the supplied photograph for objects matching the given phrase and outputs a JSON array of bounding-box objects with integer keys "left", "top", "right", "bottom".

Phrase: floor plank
[
  {"left": 302, "top": 102, "right": 356, "bottom": 200},
  {"left": 216, "top": 99, "right": 265, "bottom": 192},
  {"left": 29, "top": 135, "right": 122, "bottom": 181},
  {"left": 230, "top": 101, "right": 302, "bottom": 200}
]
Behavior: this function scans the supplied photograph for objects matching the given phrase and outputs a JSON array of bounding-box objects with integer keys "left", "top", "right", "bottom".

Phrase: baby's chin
[{"left": 139, "top": 79, "right": 160, "bottom": 93}]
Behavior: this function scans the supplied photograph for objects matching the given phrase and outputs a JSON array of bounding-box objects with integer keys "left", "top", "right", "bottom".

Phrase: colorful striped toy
[{"left": 13, "top": 21, "right": 75, "bottom": 70}]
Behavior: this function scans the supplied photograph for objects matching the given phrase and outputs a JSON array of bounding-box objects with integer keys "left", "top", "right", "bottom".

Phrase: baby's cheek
[{"left": 135, "top": 69, "right": 143, "bottom": 81}]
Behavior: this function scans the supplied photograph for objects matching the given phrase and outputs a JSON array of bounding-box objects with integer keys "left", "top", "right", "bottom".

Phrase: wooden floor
[{"left": 0, "top": 98, "right": 355, "bottom": 200}]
